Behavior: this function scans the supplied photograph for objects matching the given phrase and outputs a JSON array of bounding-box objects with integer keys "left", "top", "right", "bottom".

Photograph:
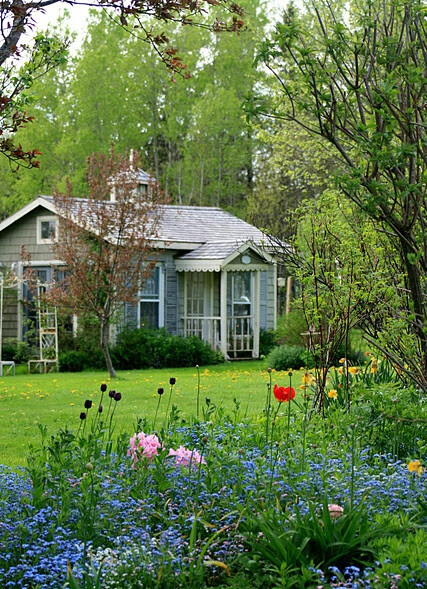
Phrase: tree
[
  {"left": 46, "top": 149, "right": 165, "bottom": 377},
  {"left": 247, "top": 119, "right": 338, "bottom": 238},
  {"left": 288, "top": 192, "right": 397, "bottom": 413},
  {"left": 250, "top": 0, "right": 427, "bottom": 391},
  {"left": 0, "top": 0, "right": 244, "bottom": 168}
]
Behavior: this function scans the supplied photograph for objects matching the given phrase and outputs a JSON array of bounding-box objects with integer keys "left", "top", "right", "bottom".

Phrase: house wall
[
  {"left": 124, "top": 251, "right": 179, "bottom": 335},
  {"left": 0, "top": 206, "right": 55, "bottom": 340}
]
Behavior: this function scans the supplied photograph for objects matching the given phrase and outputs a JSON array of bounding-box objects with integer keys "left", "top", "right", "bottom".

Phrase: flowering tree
[
  {"left": 0, "top": 0, "right": 244, "bottom": 168},
  {"left": 46, "top": 149, "right": 165, "bottom": 377}
]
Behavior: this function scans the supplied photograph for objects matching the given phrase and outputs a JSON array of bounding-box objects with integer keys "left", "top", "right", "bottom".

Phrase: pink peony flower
[
  {"left": 128, "top": 431, "right": 162, "bottom": 466},
  {"left": 168, "top": 445, "right": 206, "bottom": 468},
  {"left": 328, "top": 504, "right": 344, "bottom": 519}
]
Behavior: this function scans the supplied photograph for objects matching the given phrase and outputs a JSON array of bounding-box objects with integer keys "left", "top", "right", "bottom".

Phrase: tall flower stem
[
  {"left": 164, "top": 378, "right": 176, "bottom": 429},
  {"left": 265, "top": 368, "right": 272, "bottom": 448},
  {"left": 287, "top": 372, "right": 293, "bottom": 452},
  {"left": 153, "top": 388, "right": 164, "bottom": 431},
  {"left": 196, "top": 365, "right": 201, "bottom": 419}
]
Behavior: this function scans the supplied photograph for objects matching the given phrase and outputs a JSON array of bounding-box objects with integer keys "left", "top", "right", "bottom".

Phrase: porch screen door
[{"left": 186, "top": 272, "right": 205, "bottom": 338}]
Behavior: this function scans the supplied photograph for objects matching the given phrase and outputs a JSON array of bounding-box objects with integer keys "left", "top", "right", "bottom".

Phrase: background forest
[{"left": 0, "top": 0, "right": 333, "bottom": 232}]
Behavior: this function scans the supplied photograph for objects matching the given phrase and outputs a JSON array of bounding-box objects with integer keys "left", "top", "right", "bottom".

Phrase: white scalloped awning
[{"left": 175, "top": 240, "right": 273, "bottom": 272}]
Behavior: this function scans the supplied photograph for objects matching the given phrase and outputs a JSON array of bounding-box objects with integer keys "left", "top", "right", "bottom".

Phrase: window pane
[
  {"left": 140, "top": 301, "right": 159, "bottom": 329},
  {"left": 141, "top": 267, "right": 159, "bottom": 297},
  {"left": 41, "top": 220, "right": 56, "bottom": 240},
  {"left": 233, "top": 272, "right": 251, "bottom": 303}
]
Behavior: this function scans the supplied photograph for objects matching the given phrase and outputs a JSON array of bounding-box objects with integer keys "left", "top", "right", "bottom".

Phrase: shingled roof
[{"left": 0, "top": 196, "right": 271, "bottom": 266}]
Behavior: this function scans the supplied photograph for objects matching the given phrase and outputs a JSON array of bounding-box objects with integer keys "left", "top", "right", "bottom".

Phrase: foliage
[
  {"left": 1, "top": 2, "right": 267, "bottom": 214},
  {"left": 267, "top": 344, "right": 312, "bottom": 371},
  {"left": 242, "top": 497, "right": 395, "bottom": 582},
  {"left": 112, "top": 328, "right": 224, "bottom": 370},
  {"left": 247, "top": 120, "right": 338, "bottom": 238},
  {"left": 259, "top": 328, "right": 277, "bottom": 357},
  {"left": 59, "top": 350, "right": 93, "bottom": 372},
  {"left": 1, "top": 338, "right": 30, "bottom": 363},
  {"left": 273, "top": 194, "right": 391, "bottom": 412},
  {"left": 276, "top": 306, "right": 308, "bottom": 347},
  {"left": 0, "top": 0, "right": 244, "bottom": 168},
  {"left": 250, "top": 0, "right": 427, "bottom": 392}
]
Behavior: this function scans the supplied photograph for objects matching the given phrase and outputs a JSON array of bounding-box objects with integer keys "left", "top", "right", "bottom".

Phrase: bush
[
  {"left": 276, "top": 307, "right": 308, "bottom": 347},
  {"left": 112, "top": 328, "right": 224, "bottom": 370},
  {"left": 1, "top": 339, "right": 30, "bottom": 364},
  {"left": 267, "top": 344, "right": 313, "bottom": 370},
  {"left": 259, "top": 329, "right": 277, "bottom": 357},
  {"left": 59, "top": 350, "right": 92, "bottom": 372}
]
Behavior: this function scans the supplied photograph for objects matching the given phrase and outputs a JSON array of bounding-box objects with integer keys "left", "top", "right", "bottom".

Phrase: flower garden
[{"left": 0, "top": 362, "right": 426, "bottom": 589}]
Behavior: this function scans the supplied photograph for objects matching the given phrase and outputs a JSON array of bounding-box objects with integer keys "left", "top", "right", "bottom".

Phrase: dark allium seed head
[
  {"left": 157, "top": 387, "right": 164, "bottom": 395},
  {"left": 84, "top": 399, "right": 92, "bottom": 409},
  {"left": 109, "top": 390, "right": 116, "bottom": 398},
  {"left": 100, "top": 383, "right": 107, "bottom": 392},
  {"left": 80, "top": 412, "right": 87, "bottom": 420},
  {"left": 169, "top": 377, "right": 176, "bottom": 385},
  {"left": 98, "top": 405, "right": 103, "bottom": 413},
  {"left": 114, "top": 392, "right": 122, "bottom": 402}
]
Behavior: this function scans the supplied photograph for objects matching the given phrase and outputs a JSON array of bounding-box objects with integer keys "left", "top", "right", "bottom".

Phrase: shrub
[
  {"left": 276, "top": 307, "right": 308, "bottom": 347},
  {"left": 259, "top": 329, "right": 277, "bottom": 357},
  {"left": 1, "top": 339, "right": 31, "bottom": 364},
  {"left": 59, "top": 351, "right": 92, "bottom": 372},
  {"left": 267, "top": 344, "right": 313, "bottom": 370},
  {"left": 112, "top": 328, "right": 224, "bottom": 370}
]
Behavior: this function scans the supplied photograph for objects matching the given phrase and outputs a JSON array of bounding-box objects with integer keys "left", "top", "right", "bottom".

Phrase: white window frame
[
  {"left": 37, "top": 216, "right": 58, "bottom": 244},
  {"left": 137, "top": 265, "right": 164, "bottom": 329}
]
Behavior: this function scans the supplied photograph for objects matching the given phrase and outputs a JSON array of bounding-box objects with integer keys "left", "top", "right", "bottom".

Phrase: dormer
[{"left": 109, "top": 167, "right": 155, "bottom": 203}]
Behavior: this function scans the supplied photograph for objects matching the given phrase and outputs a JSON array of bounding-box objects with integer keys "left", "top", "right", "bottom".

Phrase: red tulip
[{"left": 273, "top": 384, "right": 295, "bottom": 403}]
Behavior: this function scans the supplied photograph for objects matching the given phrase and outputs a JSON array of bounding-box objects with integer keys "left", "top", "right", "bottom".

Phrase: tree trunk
[
  {"left": 400, "top": 236, "right": 427, "bottom": 383},
  {"left": 100, "top": 319, "right": 116, "bottom": 378}
]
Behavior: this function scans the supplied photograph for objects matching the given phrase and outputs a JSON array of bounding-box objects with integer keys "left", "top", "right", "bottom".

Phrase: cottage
[{"left": 0, "top": 176, "right": 277, "bottom": 361}]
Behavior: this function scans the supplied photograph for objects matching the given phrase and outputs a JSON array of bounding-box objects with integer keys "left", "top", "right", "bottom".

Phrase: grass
[{"left": 0, "top": 360, "right": 302, "bottom": 467}]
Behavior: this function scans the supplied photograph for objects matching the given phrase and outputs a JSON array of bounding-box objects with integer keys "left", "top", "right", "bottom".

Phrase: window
[
  {"left": 139, "top": 266, "right": 163, "bottom": 329},
  {"left": 232, "top": 272, "right": 252, "bottom": 318},
  {"left": 37, "top": 216, "right": 57, "bottom": 244}
]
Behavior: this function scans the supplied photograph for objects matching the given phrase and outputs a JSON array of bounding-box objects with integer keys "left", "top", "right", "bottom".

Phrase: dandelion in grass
[{"left": 408, "top": 460, "right": 424, "bottom": 476}]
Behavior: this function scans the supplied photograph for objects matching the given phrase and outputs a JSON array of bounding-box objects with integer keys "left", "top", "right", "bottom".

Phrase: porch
[
  {"left": 182, "top": 314, "right": 256, "bottom": 358},
  {"left": 177, "top": 240, "right": 275, "bottom": 358}
]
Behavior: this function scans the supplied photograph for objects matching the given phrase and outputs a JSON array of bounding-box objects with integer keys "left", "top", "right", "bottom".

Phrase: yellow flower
[
  {"left": 339, "top": 358, "right": 346, "bottom": 364},
  {"left": 348, "top": 366, "right": 359, "bottom": 375},
  {"left": 371, "top": 361, "right": 378, "bottom": 374},
  {"left": 328, "top": 389, "right": 338, "bottom": 399},
  {"left": 408, "top": 460, "right": 424, "bottom": 476},
  {"left": 301, "top": 373, "right": 312, "bottom": 385}
]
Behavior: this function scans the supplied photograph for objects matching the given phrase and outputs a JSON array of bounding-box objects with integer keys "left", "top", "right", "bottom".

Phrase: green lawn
[{"left": 0, "top": 361, "right": 301, "bottom": 467}]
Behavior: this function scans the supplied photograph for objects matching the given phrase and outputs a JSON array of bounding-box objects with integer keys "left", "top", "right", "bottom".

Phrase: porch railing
[
  {"left": 182, "top": 315, "right": 254, "bottom": 354},
  {"left": 183, "top": 316, "right": 221, "bottom": 349},
  {"left": 227, "top": 315, "right": 253, "bottom": 355}
]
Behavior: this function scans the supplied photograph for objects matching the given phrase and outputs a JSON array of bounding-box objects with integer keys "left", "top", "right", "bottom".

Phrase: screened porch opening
[{"left": 182, "top": 270, "right": 257, "bottom": 358}]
